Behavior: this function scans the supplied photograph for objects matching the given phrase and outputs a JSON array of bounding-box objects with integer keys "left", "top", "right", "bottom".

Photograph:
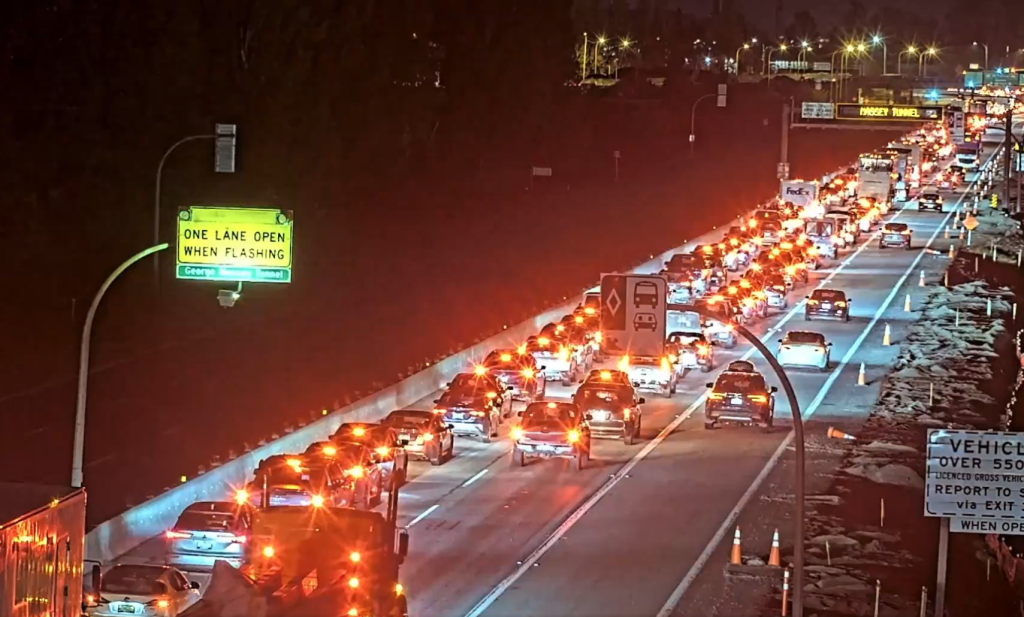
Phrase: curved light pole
[
  {"left": 828, "top": 48, "right": 845, "bottom": 103},
  {"left": 767, "top": 44, "right": 788, "bottom": 83},
  {"left": 920, "top": 47, "right": 938, "bottom": 77},
  {"left": 689, "top": 93, "right": 717, "bottom": 155},
  {"left": 154, "top": 134, "right": 214, "bottom": 284},
  {"left": 973, "top": 41, "right": 989, "bottom": 71},
  {"left": 797, "top": 41, "right": 812, "bottom": 71},
  {"left": 897, "top": 46, "right": 918, "bottom": 76},
  {"left": 871, "top": 34, "right": 888, "bottom": 75},
  {"left": 72, "top": 243, "right": 170, "bottom": 488},
  {"left": 668, "top": 303, "right": 806, "bottom": 617},
  {"left": 735, "top": 42, "right": 751, "bottom": 75}
]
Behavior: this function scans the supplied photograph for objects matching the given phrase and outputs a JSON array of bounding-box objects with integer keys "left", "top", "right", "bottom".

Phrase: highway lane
[{"left": 108, "top": 146, "right": 996, "bottom": 615}]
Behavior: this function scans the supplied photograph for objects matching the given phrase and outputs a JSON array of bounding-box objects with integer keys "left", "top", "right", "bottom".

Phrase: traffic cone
[
  {"left": 730, "top": 527, "right": 742, "bottom": 565},
  {"left": 827, "top": 426, "right": 856, "bottom": 440},
  {"left": 948, "top": 244, "right": 955, "bottom": 259},
  {"left": 987, "top": 298, "right": 993, "bottom": 317},
  {"left": 944, "top": 227, "right": 950, "bottom": 239},
  {"left": 953, "top": 217, "right": 959, "bottom": 229},
  {"left": 883, "top": 323, "right": 891, "bottom": 346},
  {"left": 919, "top": 270, "right": 925, "bottom": 287},
  {"left": 857, "top": 363, "right": 866, "bottom": 385},
  {"left": 768, "top": 529, "right": 781, "bottom": 567},
  {"left": 944, "top": 270, "right": 949, "bottom": 287},
  {"left": 904, "top": 294, "right": 911, "bottom": 312},
  {"left": 960, "top": 228, "right": 965, "bottom": 240}
]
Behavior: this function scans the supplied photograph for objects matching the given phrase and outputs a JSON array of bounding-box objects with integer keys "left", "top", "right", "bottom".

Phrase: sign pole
[
  {"left": 73, "top": 243, "right": 170, "bottom": 488},
  {"left": 780, "top": 99, "right": 791, "bottom": 178},
  {"left": 934, "top": 517, "right": 950, "bottom": 617},
  {"left": 153, "top": 134, "right": 215, "bottom": 288}
]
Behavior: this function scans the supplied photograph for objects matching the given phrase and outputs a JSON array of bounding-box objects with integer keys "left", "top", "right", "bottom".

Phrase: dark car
[
  {"left": 878, "top": 222, "right": 911, "bottom": 249},
  {"left": 241, "top": 454, "right": 356, "bottom": 509},
  {"left": 572, "top": 382, "right": 644, "bottom": 445},
  {"left": 329, "top": 423, "right": 409, "bottom": 488},
  {"left": 582, "top": 368, "right": 633, "bottom": 387},
  {"left": 511, "top": 401, "right": 591, "bottom": 470},
  {"left": 329, "top": 441, "right": 386, "bottom": 509},
  {"left": 164, "top": 501, "right": 253, "bottom": 570},
  {"left": 434, "top": 373, "right": 508, "bottom": 442},
  {"left": 381, "top": 408, "right": 455, "bottom": 466},
  {"left": 704, "top": 370, "right": 777, "bottom": 429},
  {"left": 918, "top": 191, "right": 943, "bottom": 212},
  {"left": 805, "top": 288, "right": 850, "bottom": 322},
  {"left": 482, "top": 348, "right": 546, "bottom": 402}
]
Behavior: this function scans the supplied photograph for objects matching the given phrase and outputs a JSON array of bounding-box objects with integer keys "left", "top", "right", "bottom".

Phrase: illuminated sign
[
  {"left": 176, "top": 206, "right": 294, "bottom": 283},
  {"left": 836, "top": 104, "right": 944, "bottom": 121}
]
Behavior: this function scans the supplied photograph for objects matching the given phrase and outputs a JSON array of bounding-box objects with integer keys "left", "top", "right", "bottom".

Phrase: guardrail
[{"left": 86, "top": 164, "right": 857, "bottom": 563}]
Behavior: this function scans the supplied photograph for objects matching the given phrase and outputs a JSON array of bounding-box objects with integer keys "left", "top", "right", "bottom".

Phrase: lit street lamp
[
  {"left": 919, "top": 47, "right": 938, "bottom": 77},
  {"left": 767, "top": 44, "right": 788, "bottom": 82},
  {"left": 872, "top": 34, "right": 889, "bottom": 75},
  {"left": 974, "top": 41, "right": 989, "bottom": 71},
  {"left": 898, "top": 46, "right": 918, "bottom": 76},
  {"left": 797, "top": 40, "right": 811, "bottom": 70},
  {"left": 735, "top": 42, "right": 751, "bottom": 75}
]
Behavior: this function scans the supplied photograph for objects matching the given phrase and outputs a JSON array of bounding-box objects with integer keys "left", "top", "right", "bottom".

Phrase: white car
[
  {"left": 625, "top": 355, "right": 677, "bottom": 397},
  {"left": 777, "top": 331, "right": 832, "bottom": 372},
  {"left": 667, "top": 330, "right": 714, "bottom": 373},
  {"left": 85, "top": 564, "right": 201, "bottom": 617}
]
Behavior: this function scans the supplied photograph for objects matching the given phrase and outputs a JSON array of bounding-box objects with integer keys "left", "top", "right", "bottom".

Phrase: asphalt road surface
[{"left": 111, "top": 142, "right": 1000, "bottom": 617}]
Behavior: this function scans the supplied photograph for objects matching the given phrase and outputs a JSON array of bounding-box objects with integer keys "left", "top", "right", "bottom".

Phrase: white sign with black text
[
  {"left": 801, "top": 102, "right": 835, "bottom": 120},
  {"left": 925, "top": 429, "right": 1024, "bottom": 520}
]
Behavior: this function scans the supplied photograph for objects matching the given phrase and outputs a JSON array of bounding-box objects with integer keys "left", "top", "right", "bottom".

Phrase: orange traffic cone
[
  {"left": 857, "top": 363, "right": 866, "bottom": 386},
  {"left": 768, "top": 529, "right": 781, "bottom": 567},
  {"left": 730, "top": 526, "right": 742, "bottom": 565},
  {"left": 827, "top": 426, "right": 856, "bottom": 441}
]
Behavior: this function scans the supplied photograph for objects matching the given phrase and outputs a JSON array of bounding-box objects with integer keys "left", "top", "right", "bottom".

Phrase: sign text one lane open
[{"left": 176, "top": 206, "right": 293, "bottom": 283}]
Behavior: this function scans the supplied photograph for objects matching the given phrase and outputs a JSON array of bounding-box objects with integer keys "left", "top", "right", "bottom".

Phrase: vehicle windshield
[
  {"left": 522, "top": 403, "right": 578, "bottom": 428},
  {"left": 483, "top": 351, "right": 524, "bottom": 369},
  {"left": 101, "top": 566, "right": 167, "bottom": 596},
  {"left": 884, "top": 223, "right": 908, "bottom": 232},
  {"left": 174, "top": 510, "right": 235, "bottom": 532},
  {"left": 575, "top": 386, "right": 632, "bottom": 409},
  {"left": 670, "top": 331, "right": 704, "bottom": 344},
  {"left": 785, "top": 332, "right": 825, "bottom": 345},
  {"left": 922, "top": 193, "right": 939, "bottom": 200},
  {"left": 714, "top": 373, "right": 766, "bottom": 393},
  {"left": 811, "top": 289, "right": 845, "bottom": 301},
  {"left": 256, "top": 507, "right": 384, "bottom": 546},
  {"left": 696, "top": 299, "right": 730, "bottom": 317},
  {"left": 256, "top": 460, "right": 328, "bottom": 487},
  {"left": 384, "top": 411, "right": 432, "bottom": 428},
  {"left": 666, "top": 255, "right": 701, "bottom": 271}
]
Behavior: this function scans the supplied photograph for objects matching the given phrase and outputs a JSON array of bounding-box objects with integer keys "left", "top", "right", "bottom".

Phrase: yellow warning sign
[{"left": 176, "top": 207, "right": 293, "bottom": 283}]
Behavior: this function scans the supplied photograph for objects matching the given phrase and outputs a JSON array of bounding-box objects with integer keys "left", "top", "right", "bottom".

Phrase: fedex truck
[{"left": 779, "top": 180, "right": 818, "bottom": 208}]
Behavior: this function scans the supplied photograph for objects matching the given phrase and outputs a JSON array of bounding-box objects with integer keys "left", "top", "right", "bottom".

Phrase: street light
[
  {"left": 871, "top": 34, "right": 888, "bottom": 75},
  {"left": 72, "top": 243, "right": 170, "bottom": 488},
  {"left": 594, "top": 35, "right": 607, "bottom": 74},
  {"left": 616, "top": 38, "right": 633, "bottom": 79},
  {"left": 767, "top": 44, "right": 788, "bottom": 82},
  {"left": 920, "top": 47, "right": 938, "bottom": 77},
  {"left": 974, "top": 41, "right": 990, "bottom": 71},
  {"left": 797, "top": 41, "right": 811, "bottom": 70},
  {"left": 898, "top": 45, "right": 918, "bottom": 76},
  {"left": 735, "top": 42, "right": 752, "bottom": 75}
]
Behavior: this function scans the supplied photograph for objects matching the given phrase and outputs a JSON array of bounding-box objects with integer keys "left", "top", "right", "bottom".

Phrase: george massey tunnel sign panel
[
  {"left": 176, "top": 206, "right": 293, "bottom": 283},
  {"left": 925, "top": 429, "right": 1024, "bottom": 519},
  {"left": 836, "top": 104, "right": 944, "bottom": 122}
]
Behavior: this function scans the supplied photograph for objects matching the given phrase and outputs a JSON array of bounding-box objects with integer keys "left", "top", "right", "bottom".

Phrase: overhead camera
[{"left": 217, "top": 289, "right": 241, "bottom": 308}]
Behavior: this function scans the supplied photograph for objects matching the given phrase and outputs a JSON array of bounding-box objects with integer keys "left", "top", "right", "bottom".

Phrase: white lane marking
[
  {"left": 461, "top": 198, "right": 899, "bottom": 617},
  {"left": 405, "top": 504, "right": 439, "bottom": 529},
  {"left": 655, "top": 152, "right": 995, "bottom": 617},
  {"left": 461, "top": 469, "right": 489, "bottom": 488}
]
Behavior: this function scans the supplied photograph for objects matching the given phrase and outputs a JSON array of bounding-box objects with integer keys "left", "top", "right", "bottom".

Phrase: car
[
  {"left": 633, "top": 312, "right": 658, "bottom": 331},
  {"left": 329, "top": 441, "right": 386, "bottom": 509},
  {"left": 433, "top": 374, "right": 507, "bottom": 442},
  {"left": 83, "top": 564, "right": 201, "bottom": 617},
  {"left": 240, "top": 454, "right": 356, "bottom": 509},
  {"left": 918, "top": 191, "right": 943, "bottom": 212},
  {"left": 805, "top": 288, "right": 850, "bottom": 321},
  {"left": 623, "top": 354, "right": 677, "bottom": 397},
  {"left": 481, "top": 348, "right": 546, "bottom": 402},
  {"left": 878, "top": 222, "right": 911, "bottom": 249},
  {"left": 572, "top": 380, "right": 644, "bottom": 445},
  {"left": 527, "top": 334, "right": 587, "bottom": 386},
  {"left": 694, "top": 296, "right": 738, "bottom": 348},
  {"left": 511, "top": 401, "right": 591, "bottom": 470},
  {"left": 667, "top": 330, "right": 714, "bottom": 373},
  {"left": 777, "top": 331, "right": 832, "bottom": 371},
  {"left": 578, "top": 288, "right": 602, "bottom": 318},
  {"left": 382, "top": 408, "right": 455, "bottom": 465},
  {"left": 704, "top": 370, "right": 777, "bottom": 429},
  {"left": 328, "top": 423, "right": 409, "bottom": 488},
  {"left": 582, "top": 368, "right": 633, "bottom": 387},
  {"left": 163, "top": 501, "right": 252, "bottom": 570}
]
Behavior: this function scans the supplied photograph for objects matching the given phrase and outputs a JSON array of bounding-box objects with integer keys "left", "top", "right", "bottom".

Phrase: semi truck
[
  {"left": 856, "top": 153, "right": 895, "bottom": 206},
  {"left": 181, "top": 481, "right": 410, "bottom": 617}
]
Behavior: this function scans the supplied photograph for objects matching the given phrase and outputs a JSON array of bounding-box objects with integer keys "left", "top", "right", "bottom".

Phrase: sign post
[
  {"left": 176, "top": 206, "right": 294, "bottom": 283},
  {"left": 599, "top": 274, "right": 667, "bottom": 358},
  {"left": 925, "top": 429, "right": 1024, "bottom": 615}
]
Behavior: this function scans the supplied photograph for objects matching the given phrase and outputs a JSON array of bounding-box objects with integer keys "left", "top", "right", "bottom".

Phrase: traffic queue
[{"left": 86, "top": 123, "right": 967, "bottom": 617}]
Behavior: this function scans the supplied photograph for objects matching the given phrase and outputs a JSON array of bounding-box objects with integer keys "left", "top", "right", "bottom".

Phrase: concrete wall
[{"left": 87, "top": 179, "right": 843, "bottom": 562}]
